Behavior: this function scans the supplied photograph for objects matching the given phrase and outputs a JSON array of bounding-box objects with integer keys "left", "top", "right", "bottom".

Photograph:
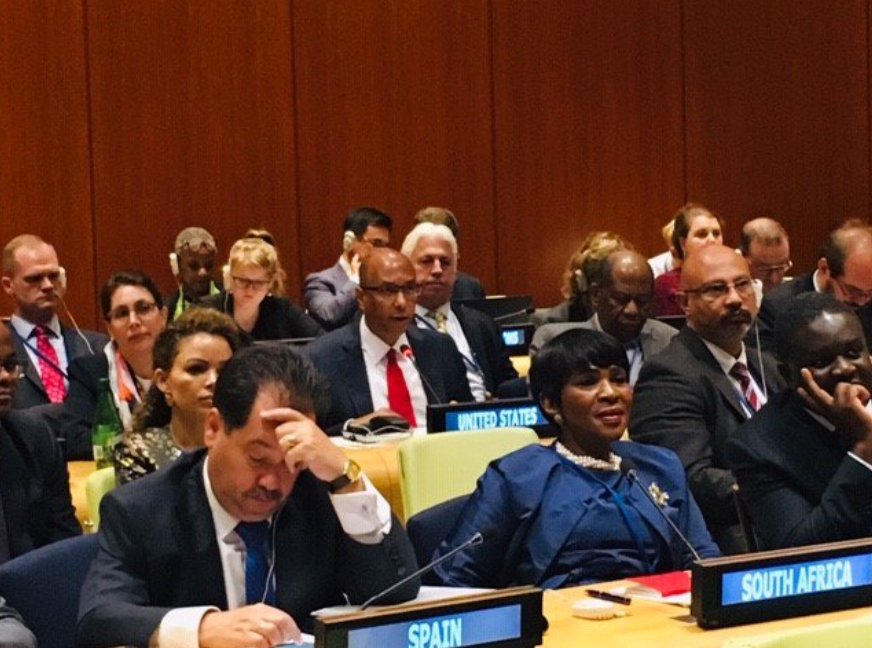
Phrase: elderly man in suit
[
  {"left": 757, "top": 219, "right": 872, "bottom": 350},
  {"left": 303, "top": 206, "right": 393, "bottom": 331},
  {"left": 77, "top": 343, "right": 419, "bottom": 648},
  {"left": 401, "top": 222, "right": 516, "bottom": 400},
  {"left": 2, "top": 235, "right": 106, "bottom": 408},
  {"left": 0, "top": 323, "right": 80, "bottom": 564},
  {"left": 530, "top": 250, "right": 676, "bottom": 384},
  {"left": 728, "top": 292, "right": 872, "bottom": 549},
  {"left": 630, "top": 245, "right": 785, "bottom": 554},
  {"left": 305, "top": 248, "right": 472, "bottom": 434}
]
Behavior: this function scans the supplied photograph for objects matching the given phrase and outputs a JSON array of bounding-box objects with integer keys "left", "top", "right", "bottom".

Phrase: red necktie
[
  {"left": 730, "top": 361, "right": 759, "bottom": 412},
  {"left": 34, "top": 325, "right": 66, "bottom": 403},
  {"left": 386, "top": 348, "right": 417, "bottom": 427}
]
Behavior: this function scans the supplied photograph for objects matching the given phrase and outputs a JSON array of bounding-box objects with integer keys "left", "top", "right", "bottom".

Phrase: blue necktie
[{"left": 235, "top": 521, "right": 275, "bottom": 605}]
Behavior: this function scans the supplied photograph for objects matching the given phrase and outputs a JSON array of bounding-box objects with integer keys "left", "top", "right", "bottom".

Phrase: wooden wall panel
[
  {"left": 292, "top": 0, "right": 496, "bottom": 290},
  {"left": 86, "top": 0, "right": 299, "bottom": 302},
  {"left": 684, "top": 0, "right": 869, "bottom": 270},
  {"left": 0, "top": 1, "right": 96, "bottom": 325},
  {"left": 492, "top": 0, "right": 685, "bottom": 307}
]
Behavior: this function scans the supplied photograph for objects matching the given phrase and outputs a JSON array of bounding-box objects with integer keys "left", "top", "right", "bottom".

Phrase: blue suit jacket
[
  {"left": 433, "top": 442, "right": 719, "bottom": 589},
  {"left": 77, "top": 450, "right": 419, "bottom": 648},
  {"left": 304, "top": 321, "right": 473, "bottom": 434}
]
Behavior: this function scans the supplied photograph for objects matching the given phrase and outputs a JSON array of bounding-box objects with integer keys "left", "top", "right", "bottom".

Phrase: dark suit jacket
[
  {"left": 452, "top": 272, "right": 485, "bottom": 302},
  {"left": 453, "top": 305, "right": 518, "bottom": 395},
  {"left": 77, "top": 451, "right": 419, "bottom": 648},
  {"left": 7, "top": 321, "right": 106, "bottom": 410},
  {"left": 629, "top": 326, "right": 785, "bottom": 554},
  {"left": 303, "top": 262, "right": 359, "bottom": 331},
  {"left": 756, "top": 271, "right": 872, "bottom": 351},
  {"left": 50, "top": 354, "right": 110, "bottom": 461},
  {"left": 304, "top": 322, "right": 474, "bottom": 434},
  {"left": 199, "top": 293, "right": 323, "bottom": 341},
  {"left": 0, "top": 410, "right": 81, "bottom": 560},
  {"left": 726, "top": 389, "right": 872, "bottom": 549}
]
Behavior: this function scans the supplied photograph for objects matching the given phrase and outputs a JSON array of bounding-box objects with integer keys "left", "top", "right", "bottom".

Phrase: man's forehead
[{"left": 14, "top": 243, "right": 58, "bottom": 267}]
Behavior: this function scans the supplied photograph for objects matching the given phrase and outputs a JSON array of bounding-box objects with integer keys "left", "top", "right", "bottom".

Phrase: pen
[{"left": 585, "top": 588, "right": 632, "bottom": 605}]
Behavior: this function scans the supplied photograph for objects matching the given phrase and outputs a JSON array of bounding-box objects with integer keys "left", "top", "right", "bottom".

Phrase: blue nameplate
[{"left": 427, "top": 398, "right": 551, "bottom": 436}]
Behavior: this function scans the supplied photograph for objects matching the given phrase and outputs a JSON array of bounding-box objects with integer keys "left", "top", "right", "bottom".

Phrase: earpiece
[
  {"left": 342, "top": 230, "right": 356, "bottom": 253},
  {"left": 222, "top": 264, "right": 232, "bottom": 291},
  {"left": 574, "top": 269, "right": 588, "bottom": 293},
  {"left": 57, "top": 267, "right": 67, "bottom": 296},
  {"left": 169, "top": 252, "right": 179, "bottom": 277},
  {"left": 752, "top": 278, "right": 764, "bottom": 308}
]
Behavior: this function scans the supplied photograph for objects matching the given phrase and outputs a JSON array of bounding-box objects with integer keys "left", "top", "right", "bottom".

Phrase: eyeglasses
[
  {"left": 606, "top": 290, "right": 654, "bottom": 310},
  {"left": 232, "top": 276, "right": 271, "bottom": 291},
  {"left": 360, "top": 237, "right": 389, "bottom": 248},
  {"left": 360, "top": 283, "right": 422, "bottom": 299},
  {"left": 683, "top": 277, "right": 756, "bottom": 302},
  {"left": 832, "top": 276, "right": 872, "bottom": 303},
  {"left": 0, "top": 354, "right": 21, "bottom": 377},
  {"left": 107, "top": 300, "right": 159, "bottom": 323},
  {"left": 751, "top": 260, "right": 793, "bottom": 276}
]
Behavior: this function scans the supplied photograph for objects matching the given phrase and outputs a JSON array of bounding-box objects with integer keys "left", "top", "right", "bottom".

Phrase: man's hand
[
  {"left": 199, "top": 604, "right": 300, "bottom": 648},
  {"left": 262, "top": 408, "right": 362, "bottom": 490},
  {"left": 797, "top": 368, "right": 872, "bottom": 461}
]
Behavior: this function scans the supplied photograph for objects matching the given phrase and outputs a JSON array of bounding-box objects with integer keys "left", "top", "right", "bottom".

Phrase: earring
[{"left": 554, "top": 413, "right": 563, "bottom": 426}]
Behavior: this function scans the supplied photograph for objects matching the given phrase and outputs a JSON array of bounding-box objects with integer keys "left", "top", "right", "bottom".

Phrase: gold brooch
[{"left": 648, "top": 482, "right": 670, "bottom": 508}]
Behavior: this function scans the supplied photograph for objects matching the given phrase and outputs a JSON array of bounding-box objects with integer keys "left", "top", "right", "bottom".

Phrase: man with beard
[
  {"left": 727, "top": 293, "right": 872, "bottom": 549},
  {"left": 530, "top": 250, "right": 676, "bottom": 384},
  {"left": 630, "top": 245, "right": 785, "bottom": 554},
  {"left": 401, "top": 222, "right": 516, "bottom": 400},
  {"left": 77, "top": 344, "right": 419, "bottom": 648}
]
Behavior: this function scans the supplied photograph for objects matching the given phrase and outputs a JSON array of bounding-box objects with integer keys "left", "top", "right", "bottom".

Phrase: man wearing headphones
[
  {"left": 167, "top": 227, "right": 223, "bottom": 321},
  {"left": 303, "top": 206, "right": 392, "bottom": 331},
  {"left": 1, "top": 235, "right": 106, "bottom": 408}
]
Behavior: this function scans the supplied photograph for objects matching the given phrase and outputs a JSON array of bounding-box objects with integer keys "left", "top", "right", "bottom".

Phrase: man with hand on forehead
[{"left": 78, "top": 344, "right": 419, "bottom": 648}]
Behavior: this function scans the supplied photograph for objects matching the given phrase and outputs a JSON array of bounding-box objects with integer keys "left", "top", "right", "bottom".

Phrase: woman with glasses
[
  {"left": 115, "top": 308, "right": 245, "bottom": 484},
  {"left": 433, "top": 328, "right": 719, "bottom": 589},
  {"left": 59, "top": 270, "right": 168, "bottom": 460},
  {"left": 200, "top": 236, "right": 323, "bottom": 341}
]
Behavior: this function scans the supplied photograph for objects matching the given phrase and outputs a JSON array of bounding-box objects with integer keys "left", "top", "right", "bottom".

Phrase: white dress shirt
[
  {"left": 701, "top": 339, "right": 768, "bottom": 417},
  {"left": 9, "top": 314, "right": 70, "bottom": 387}
]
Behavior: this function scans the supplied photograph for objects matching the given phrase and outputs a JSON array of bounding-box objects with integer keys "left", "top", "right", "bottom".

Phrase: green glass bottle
[{"left": 91, "top": 377, "right": 122, "bottom": 469}]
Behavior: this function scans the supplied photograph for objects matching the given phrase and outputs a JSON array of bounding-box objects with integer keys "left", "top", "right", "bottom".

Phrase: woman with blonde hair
[{"left": 200, "top": 235, "right": 322, "bottom": 340}]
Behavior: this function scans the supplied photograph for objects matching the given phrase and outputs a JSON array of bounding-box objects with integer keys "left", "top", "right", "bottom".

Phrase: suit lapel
[
  {"left": 679, "top": 328, "right": 749, "bottom": 420},
  {"left": 407, "top": 327, "right": 445, "bottom": 403},
  {"left": 9, "top": 327, "right": 46, "bottom": 398},
  {"left": 343, "top": 325, "right": 374, "bottom": 415}
]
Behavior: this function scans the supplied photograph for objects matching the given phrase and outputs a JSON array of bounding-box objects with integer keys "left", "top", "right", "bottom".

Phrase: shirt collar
[
  {"left": 202, "top": 457, "right": 243, "bottom": 543},
  {"left": 359, "top": 317, "right": 411, "bottom": 360},
  {"left": 10, "top": 314, "right": 62, "bottom": 339},
  {"left": 701, "top": 337, "right": 749, "bottom": 375},
  {"left": 415, "top": 303, "right": 451, "bottom": 320},
  {"left": 338, "top": 255, "right": 354, "bottom": 278}
]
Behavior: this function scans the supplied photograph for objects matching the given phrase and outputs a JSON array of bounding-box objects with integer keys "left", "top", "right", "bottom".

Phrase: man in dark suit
[
  {"left": 412, "top": 206, "right": 486, "bottom": 302},
  {"left": 303, "top": 206, "right": 393, "bottom": 331},
  {"left": 530, "top": 250, "right": 676, "bottom": 384},
  {"left": 402, "top": 222, "right": 516, "bottom": 400},
  {"left": 0, "top": 324, "right": 80, "bottom": 564},
  {"left": 78, "top": 343, "right": 419, "bottom": 648},
  {"left": 756, "top": 219, "right": 872, "bottom": 351},
  {"left": 630, "top": 245, "right": 785, "bottom": 554},
  {"left": 727, "top": 293, "right": 872, "bottom": 549},
  {"left": 305, "top": 248, "right": 472, "bottom": 434},
  {"left": 2, "top": 235, "right": 106, "bottom": 409}
]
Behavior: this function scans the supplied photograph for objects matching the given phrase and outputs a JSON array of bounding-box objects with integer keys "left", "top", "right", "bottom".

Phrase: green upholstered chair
[
  {"left": 398, "top": 427, "right": 539, "bottom": 519},
  {"left": 85, "top": 466, "right": 117, "bottom": 532},
  {"left": 722, "top": 613, "right": 872, "bottom": 648}
]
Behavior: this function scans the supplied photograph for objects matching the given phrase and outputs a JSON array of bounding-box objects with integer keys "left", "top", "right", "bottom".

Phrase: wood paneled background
[{"left": 1, "top": 0, "right": 868, "bottom": 328}]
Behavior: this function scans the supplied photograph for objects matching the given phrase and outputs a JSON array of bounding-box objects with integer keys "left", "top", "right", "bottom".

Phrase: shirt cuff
[
  {"left": 848, "top": 451, "right": 872, "bottom": 473},
  {"left": 157, "top": 606, "right": 218, "bottom": 648},
  {"left": 329, "top": 474, "right": 392, "bottom": 543}
]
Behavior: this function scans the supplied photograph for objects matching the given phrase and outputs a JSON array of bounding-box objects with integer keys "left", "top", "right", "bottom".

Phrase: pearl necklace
[{"left": 555, "top": 442, "right": 622, "bottom": 472}]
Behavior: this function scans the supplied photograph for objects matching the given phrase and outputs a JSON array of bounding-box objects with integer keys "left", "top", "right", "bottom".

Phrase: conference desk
[{"left": 541, "top": 580, "right": 872, "bottom": 647}]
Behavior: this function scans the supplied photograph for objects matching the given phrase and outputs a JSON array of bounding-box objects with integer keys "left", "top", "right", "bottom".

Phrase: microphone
[
  {"left": 399, "top": 344, "right": 442, "bottom": 405},
  {"left": 620, "top": 458, "right": 702, "bottom": 563},
  {"left": 360, "top": 532, "right": 483, "bottom": 610},
  {"left": 493, "top": 306, "right": 535, "bottom": 323}
]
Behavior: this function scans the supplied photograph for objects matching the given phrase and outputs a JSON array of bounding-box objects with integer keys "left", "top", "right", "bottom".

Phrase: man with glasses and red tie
[
  {"left": 630, "top": 245, "right": 785, "bottom": 555},
  {"left": 1, "top": 235, "right": 106, "bottom": 409},
  {"left": 305, "top": 248, "right": 472, "bottom": 435},
  {"left": 0, "top": 323, "right": 80, "bottom": 563},
  {"left": 757, "top": 219, "right": 872, "bottom": 351}
]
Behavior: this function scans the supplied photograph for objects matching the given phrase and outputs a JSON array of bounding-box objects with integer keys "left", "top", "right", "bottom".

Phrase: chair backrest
[
  {"left": 0, "top": 534, "right": 100, "bottom": 648},
  {"left": 85, "top": 466, "right": 117, "bottom": 531},
  {"left": 398, "top": 427, "right": 538, "bottom": 518},
  {"left": 406, "top": 495, "right": 470, "bottom": 578},
  {"left": 732, "top": 484, "right": 759, "bottom": 552}
]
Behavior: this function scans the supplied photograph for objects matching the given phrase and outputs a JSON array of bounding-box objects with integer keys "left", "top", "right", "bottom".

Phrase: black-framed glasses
[
  {"left": 0, "top": 354, "right": 21, "bottom": 376},
  {"left": 606, "top": 290, "right": 654, "bottom": 310},
  {"left": 832, "top": 276, "right": 872, "bottom": 303},
  {"left": 359, "top": 283, "right": 421, "bottom": 299},
  {"left": 107, "top": 301, "right": 159, "bottom": 323},
  {"left": 682, "top": 277, "right": 755, "bottom": 302},
  {"left": 360, "top": 237, "right": 389, "bottom": 248},
  {"left": 232, "top": 275, "right": 271, "bottom": 291},
  {"left": 751, "top": 260, "right": 793, "bottom": 276}
]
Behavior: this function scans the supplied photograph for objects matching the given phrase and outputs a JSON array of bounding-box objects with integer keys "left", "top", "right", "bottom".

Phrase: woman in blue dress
[{"left": 433, "top": 328, "right": 719, "bottom": 589}]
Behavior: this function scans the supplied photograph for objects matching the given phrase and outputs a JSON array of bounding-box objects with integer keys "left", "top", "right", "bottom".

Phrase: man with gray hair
[
  {"left": 739, "top": 217, "right": 792, "bottom": 294},
  {"left": 167, "top": 226, "right": 222, "bottom": 321},
  {"left": 401, "top": 222, "right": 516, "bottom": 400}
]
